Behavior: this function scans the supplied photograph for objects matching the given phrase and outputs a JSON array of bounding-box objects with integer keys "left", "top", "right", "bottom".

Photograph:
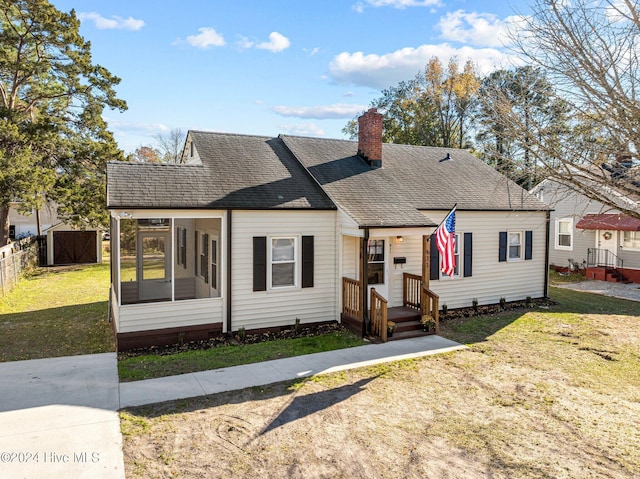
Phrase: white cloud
[
  {"left": 272, "top": 103, "right": 367, "bottom": 119},
  {"left": 436, "top": 10, "right": 523, "bottom": 47},
  {"left": 236, "top": 36, "right": 255, "bottom": 49},
  {"left": 279, "top": 123, "right": 326, "bottom": 136},
  {"left": 108, "top": 119, "right": 170, "bottom": 136},
  {"left": 175, "top": 27, "right": 226, "bottom": 48},
  {"left": 78, "top": 12, "right": 144, "bottom": 31},
  {"left": 328, "top": 43, "right": 516, "bottom": 89},
  {"left": 256, "top": 32, "right": 291, "bottom": 53},
  {"left": 353, "top": 0, "right": 441, "bottom": 12}
]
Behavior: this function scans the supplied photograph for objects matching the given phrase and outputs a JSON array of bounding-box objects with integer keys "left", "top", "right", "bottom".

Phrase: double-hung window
[
  {"left": 271, "top": 237, "right": 296, "bottom": 288},
  {"left": 509, "top": 232, "right": 522, "bottom": 260},
  {"left": 556, "top": 219, "right": 573, "bottom": 249}
]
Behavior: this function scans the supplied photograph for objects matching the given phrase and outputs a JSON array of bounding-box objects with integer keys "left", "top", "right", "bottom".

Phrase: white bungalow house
[
  {"left": 107, "top": 109, "right": 550, "bottom": 351},
  {"left": 532, "top": 175, "right": 640, "bottom": 283}
]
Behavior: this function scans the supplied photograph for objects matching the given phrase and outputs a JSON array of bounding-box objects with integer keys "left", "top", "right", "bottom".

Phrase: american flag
[{"left": 435, "top": 208, "right": 456, "bottom": 276}]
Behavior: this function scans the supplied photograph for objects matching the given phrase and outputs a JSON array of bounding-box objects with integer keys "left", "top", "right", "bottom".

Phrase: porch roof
[{"left": 576, "top": 213, "right": 640, "bottom": 231}]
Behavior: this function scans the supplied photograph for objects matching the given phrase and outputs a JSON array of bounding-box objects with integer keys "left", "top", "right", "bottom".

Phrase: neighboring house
[
  {"left": 8, "top": 202, "right": 103, "bottom": 265},
  {"left": 106, "top": 109, "right": 550, "bottom": 351},
  {"left": 532, "top": 176, "right": 640, "bottom": 283}
]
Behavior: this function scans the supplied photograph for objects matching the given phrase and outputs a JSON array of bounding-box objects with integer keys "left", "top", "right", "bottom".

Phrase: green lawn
[
  {"left": 0, "top": 263, "right": 115, "bottom": 361},
  {"left": 118, "top": 329, "right": 367, "bottom": 382}
]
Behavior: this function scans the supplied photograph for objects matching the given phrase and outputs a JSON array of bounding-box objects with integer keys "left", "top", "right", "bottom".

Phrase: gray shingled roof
[
  {"left": 107, "top": 130, "right": 548, "bottom": 225},
  {"left": 281, "top": 135, "right": 549, "bottom": 227},
  {"left": 107, "top": 131, "right": 335, "bottom": 210}
]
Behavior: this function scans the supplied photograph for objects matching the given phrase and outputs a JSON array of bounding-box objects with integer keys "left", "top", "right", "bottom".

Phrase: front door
[
  {"left": 597, "top": 230, "right": 618, "bottom": 266},
  {"left": 138, "top": 231, "right": 171, "bottom": 301},
  {"left": 367, "top": 238, "right": 389, "bottom": 304}
]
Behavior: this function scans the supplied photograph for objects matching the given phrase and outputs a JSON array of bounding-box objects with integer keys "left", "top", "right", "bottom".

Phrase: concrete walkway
[
  {"left": 120, "top": 335, "right": 465, "bottom": 408},
  {"left": 0, "top": 336, "right": 465, "bottom": 479}
]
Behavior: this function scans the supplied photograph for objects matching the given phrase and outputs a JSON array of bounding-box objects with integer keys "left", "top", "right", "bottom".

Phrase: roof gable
[
  {"left": 107, "top": 132, "right": 335, "bottom": 210},
  {"left": 281, "top": 135, "right": 548, "bottom": 227}
]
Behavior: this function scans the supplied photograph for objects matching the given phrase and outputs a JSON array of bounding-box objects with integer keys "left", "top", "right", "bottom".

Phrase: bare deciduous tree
[
  {"left": 499, "top": 0, "right": 640, "bottom": 217},
  {"left": 154, "top": 128, "right": 186, "bottom": 164}
]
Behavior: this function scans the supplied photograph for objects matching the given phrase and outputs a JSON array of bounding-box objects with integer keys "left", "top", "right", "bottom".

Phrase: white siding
[
  {"left": 420, "top": 210, "right": 547, "bottom": 309},
  {"left": 231, "top": 210, "right": 337, "bottom": 331},
  {"left": 537, "top": 181, "right": 601, "bottom": 267},
  {"left": 337, "top": 210, "right": 546, "bottom": 310},
  {"left": 117, "top": 298, "right": 223, "bottom": 333},
  {"left": 342, "top": 235, "right": 359, "bottom": 280}
]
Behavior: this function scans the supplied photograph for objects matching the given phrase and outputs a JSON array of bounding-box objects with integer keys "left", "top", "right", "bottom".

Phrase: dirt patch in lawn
[{"left": 121, "top": 298, "right": 640, "bottom": 479}]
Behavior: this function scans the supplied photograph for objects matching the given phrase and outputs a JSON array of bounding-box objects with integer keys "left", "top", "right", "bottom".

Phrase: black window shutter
[
  {"left": 253, "top": 236, "right": 267, "bottom": 291},
  {"left": 525, "top": 230, "right": 533, "bottom": 260},
  {"left": 430, "top": 234, "right": 440, "bottom": 280},
  {"left": 194, "top": 231, "right": 199, "bottom": 275},
  {"left": 203, "top": 234, "right": 209, "bottom": 283},
  {"left": 302, "top": 235, "right": 314, "bottom": 288},
  {"left": 464, "top": 232, "right": 473, "bottom": 277},
  {"left": 499, "top": 231, "right": 507, "bottom": 262}
]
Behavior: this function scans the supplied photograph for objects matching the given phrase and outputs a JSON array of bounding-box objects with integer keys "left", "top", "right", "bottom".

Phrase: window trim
[
  {"left": 268, "top": 236, "right": 298, "bottom": 290},
  {"left": 623, "top": 230, "right": 640, "bottom": 251},
  {"left": 508, "top": 231, "right": 523, "bottom": 261},
  {"left": 367, "top": 239, "right": 385, "bottom": 285},
  {"left": 555, "top": 218, "right": 573, "bottom": 251},
  {"left": 440, "top": 232, "right": 461, "bottom": 279}
]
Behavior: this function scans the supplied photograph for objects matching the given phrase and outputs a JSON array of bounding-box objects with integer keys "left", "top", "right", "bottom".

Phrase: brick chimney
[{"left": 358, "top": 108, "right": 383, "bottom": 168}]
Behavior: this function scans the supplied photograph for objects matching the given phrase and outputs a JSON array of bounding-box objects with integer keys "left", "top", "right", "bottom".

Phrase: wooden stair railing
[
  {"left": 403, "top": 272, "right": 440, "bottom": 334},
  {"left": 370, "top": 288, "right": 388, "bottom": 342},
  {"left": 421, "top": 285, "right": 440, "bottom": 335},
  {"left": 403, "top": 273, "right": 422, "bottom": 310},
  {"left": 342, "top": 277, "right": 363, "bottom": 321}
]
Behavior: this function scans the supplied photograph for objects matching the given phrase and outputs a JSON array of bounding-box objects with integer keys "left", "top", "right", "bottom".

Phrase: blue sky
[{"left": 49, "top": 0, "right": 529, "bottom": 154}]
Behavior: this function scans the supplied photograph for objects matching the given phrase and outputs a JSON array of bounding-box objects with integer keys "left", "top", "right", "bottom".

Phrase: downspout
[
  {"left": 544, "top": 210, "right": 550, "bottom": 298},
  {"left": 226, "top": 209, "right": 233, "bottom": 333},
  {"left": 361, "top": 228, "right": 370, "bottom": 336}
]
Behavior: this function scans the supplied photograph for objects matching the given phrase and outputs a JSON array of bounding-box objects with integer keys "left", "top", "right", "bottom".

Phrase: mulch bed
[
  {"left": 118, "top": 322, "right": 345, "bottom": 359},
  {"left": 119, "top": 298, "right": 556, "bottom": 360}
]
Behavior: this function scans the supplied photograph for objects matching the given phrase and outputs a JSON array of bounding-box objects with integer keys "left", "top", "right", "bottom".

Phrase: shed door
[{"left": 53, "top": 231, "right": 97, "bottom": 264}]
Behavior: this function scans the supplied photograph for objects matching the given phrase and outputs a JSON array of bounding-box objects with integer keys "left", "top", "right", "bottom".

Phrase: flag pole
[{"left": 433, "top": 203, "right": 457, "bottom": 230}]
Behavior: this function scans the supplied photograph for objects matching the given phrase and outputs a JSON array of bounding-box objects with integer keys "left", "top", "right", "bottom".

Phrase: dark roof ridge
[{"left": 191, "top": 130, "right": 273, "bottom": 140}]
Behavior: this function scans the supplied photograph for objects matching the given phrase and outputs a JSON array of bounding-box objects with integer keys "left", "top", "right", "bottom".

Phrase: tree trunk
[{"left": 0, "top": 204, "right": 9, "bottom": 247}]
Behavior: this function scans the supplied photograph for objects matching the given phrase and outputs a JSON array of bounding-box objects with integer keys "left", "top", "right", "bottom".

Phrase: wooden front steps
[{"left": 386, "top": 306, "right": 433, "bottom": 341}]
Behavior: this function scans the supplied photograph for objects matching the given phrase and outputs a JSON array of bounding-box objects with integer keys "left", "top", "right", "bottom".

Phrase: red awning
[{"left": 575, "top": 213, "right": 640, "bottom": 231}]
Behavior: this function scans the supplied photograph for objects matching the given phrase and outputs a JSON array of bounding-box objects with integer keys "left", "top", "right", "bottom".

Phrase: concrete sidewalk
[
  {"left": 0, "top": 335, "right": 465, "bottom": 479},
  {"left": 0, "top": 354, "right": 125, "bottom": 479},
  {"left": 120, "top": 335, "right": 465, "bottom": 408}
]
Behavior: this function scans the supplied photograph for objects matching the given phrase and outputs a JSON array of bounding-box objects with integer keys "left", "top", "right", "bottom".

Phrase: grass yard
[
  {"left": 118, "top": 330, "right": 367, "bottom": 382},
  {"left": 0, "top": 263, "right": 115, "bottom": 361},
  {"left": 121, "top": 287, "right": 640, "bottom": 479}
]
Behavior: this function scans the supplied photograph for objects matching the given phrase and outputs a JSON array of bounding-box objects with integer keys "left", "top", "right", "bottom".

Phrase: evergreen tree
[{"left": 0, "top": 0, "right": 126, "bottom": 246}]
